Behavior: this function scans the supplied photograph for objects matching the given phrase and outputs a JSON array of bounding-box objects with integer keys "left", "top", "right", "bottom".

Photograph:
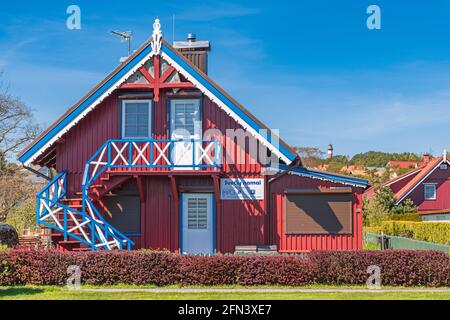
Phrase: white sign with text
[{"left": 220, "top": 178, "right": 264, "bottom": 200}]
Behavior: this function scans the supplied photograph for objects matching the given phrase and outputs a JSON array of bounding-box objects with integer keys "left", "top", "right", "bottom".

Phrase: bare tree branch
[{"left": 0, "top": 73, "right": 41, "bottom": 163}]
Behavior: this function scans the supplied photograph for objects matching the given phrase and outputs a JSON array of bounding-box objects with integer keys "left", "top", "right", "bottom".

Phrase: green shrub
[
  {"left": 363, "top": 187, "right": 418, "bottom": 227},
  {"left": 385, "top": 213, "right": 422, "bottom": 222},
  {"left": 381, "top": 221, "right": 450, "bottom": 245},
  {"left": 6, "top": 197, "right": 37, "bottom": 235},
  {"left": 364, "top": 226, "right": 383, "bottom": 234}
]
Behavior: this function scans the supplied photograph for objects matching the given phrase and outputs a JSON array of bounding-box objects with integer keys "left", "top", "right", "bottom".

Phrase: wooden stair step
[
  {"left": 39, "top": 233, "right": 64, "bottom": 237},
  {"left": 90, "top": 184, "right": 105, "bottom": 188},
  {"left": 72, "top": 247, "right": 91, "bottom": 251},
  {"left": 61, "top": 198, "right": 82, "bottom": 202},
  {"left": 58, "top": 240, "right": 81, "bottom": 244}
]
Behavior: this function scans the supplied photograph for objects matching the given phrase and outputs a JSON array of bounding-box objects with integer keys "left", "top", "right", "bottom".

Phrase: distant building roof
[
  {"left": 364, "top": 164, "right": 424, "bottom": 200},
  {"left": 386, "top": 160, "right": 419, "bottom": 170}
]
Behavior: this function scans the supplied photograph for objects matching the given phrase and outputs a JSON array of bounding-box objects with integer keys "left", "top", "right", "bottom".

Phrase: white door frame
[{"left": 180, "top": 193, "right": 214, "bottom": 255}]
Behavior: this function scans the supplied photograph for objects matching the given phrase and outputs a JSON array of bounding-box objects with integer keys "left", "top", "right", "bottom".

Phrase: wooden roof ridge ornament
[
  {"left": 120, "top": 18, "right": 195, "bottom": 102},
  {"left": 151, "top": 18, "right": 162, "bottom": 55}
]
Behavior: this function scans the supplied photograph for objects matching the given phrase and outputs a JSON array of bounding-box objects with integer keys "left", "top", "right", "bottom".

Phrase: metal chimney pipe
[{"left": 187, "top": 33, "right": 196, "bottom": 43}]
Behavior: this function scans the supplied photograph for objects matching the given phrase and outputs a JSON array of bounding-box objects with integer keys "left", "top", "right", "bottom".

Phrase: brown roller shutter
[{"left": 284, "top": 188, "right": 353, "bottom": 235}]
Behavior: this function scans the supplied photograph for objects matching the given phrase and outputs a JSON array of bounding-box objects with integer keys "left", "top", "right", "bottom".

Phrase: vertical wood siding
[
  {"left": 56, "top": 94, "right": 120, "bottom": 194},
  {"left": 55, "top": 89, "right": 364, "bottom": 252}
]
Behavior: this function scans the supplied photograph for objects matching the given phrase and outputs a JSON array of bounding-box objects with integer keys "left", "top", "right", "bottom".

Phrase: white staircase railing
[
  {"left": 36, "top": 171, "right": 133, "bottom": 250},
  {"left": 36, "top": 139, "right": 220, "bottom": 251}
]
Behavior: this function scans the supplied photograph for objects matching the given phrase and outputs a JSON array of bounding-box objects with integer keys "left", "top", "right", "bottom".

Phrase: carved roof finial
[{"left": 151, "top": 18, "right": 162, "bottom": 54}]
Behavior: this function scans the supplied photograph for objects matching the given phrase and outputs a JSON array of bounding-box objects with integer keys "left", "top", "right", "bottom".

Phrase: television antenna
[{"left": 111, "top": 30, "right": 133, "bottom": 56}]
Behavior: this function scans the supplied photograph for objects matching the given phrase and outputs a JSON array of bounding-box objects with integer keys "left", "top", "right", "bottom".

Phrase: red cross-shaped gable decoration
[{"left": 120, "top": 55, "right": 195, "bottom": 102}]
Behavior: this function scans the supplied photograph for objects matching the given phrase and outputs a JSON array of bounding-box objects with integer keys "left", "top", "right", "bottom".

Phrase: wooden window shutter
[{"left": 284, "top": 188, "right": 353, "bottom": 235}]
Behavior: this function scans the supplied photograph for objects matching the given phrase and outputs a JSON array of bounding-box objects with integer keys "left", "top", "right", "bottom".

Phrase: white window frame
[
  {"left": 170, "top": 99, "right": 202, "bottom": 139},
  {"left": 423, "top": 183, "right": 437, "bottom": 200},
  {"left": 121, "top": 99, "right": 152, "bottom": 139}
]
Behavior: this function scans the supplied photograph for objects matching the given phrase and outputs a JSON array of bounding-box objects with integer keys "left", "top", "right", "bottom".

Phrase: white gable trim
[
  {"left": 22, "top": 51, "right": 156, "bottom": 166},
  {"left": 161, "top": 51, "right": 291, "bottom": 164},
  {"left": 23, "top": 42, "right": 293, "bottom": 166}
]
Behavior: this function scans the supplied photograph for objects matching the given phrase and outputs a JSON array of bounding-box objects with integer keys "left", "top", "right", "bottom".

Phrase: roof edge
[
  {"left": 18, "top": 37, "right": 155, "bottom": 164},
  {"left": 395, "top": 157, "right": 448, "bottom": 204},
  {"left": 275, "top": 165, "right": 369, "bottom": 188},
  {"left": 18, "top": 34, "right": 298, "bottom": 166}
]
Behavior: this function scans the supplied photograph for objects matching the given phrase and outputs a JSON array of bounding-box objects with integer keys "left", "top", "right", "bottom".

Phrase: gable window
[
  {"left": 122, "top": 100, "right": 151, "bottom": 139},
  {"left": 170, "top": 99, "right": 201, "bottom": 137},
  {"left": 424, "top": 183, "right": 436, "bottom": 200}
]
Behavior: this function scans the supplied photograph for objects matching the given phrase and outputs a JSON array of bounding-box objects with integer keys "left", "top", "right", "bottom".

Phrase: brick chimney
[
  {"left": 173, "top": 34, "right": 211, "bottom": 74},
  {"left": 327, "top": 144, "right": 333, "bottom": 159},
  {"left": 423, "top": 153, "right": 431, "bottom": 163}
]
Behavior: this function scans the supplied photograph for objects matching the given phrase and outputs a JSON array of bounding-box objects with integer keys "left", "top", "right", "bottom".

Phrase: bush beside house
[
  {"left": 379, "top": 221, "right": 450, "bottom": 246},
  {"left": 0, "top": 249, "right": 448, "bottom": 287}
]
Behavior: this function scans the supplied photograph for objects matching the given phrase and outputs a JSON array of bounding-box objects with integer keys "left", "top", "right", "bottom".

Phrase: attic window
[
  {"left": 121, "top": 100, "right": 152, "bottom": 139},
  {"left": 424, "top": 184, "right": 437, "bottom": 200},
  {"left": 440, "top": 164, "right": 448, "bottom": 170}
]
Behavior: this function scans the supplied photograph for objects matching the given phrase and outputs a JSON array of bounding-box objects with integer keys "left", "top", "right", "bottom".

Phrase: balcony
[{"left": 83, "top": 139, "right": 221, "bottom": 187}]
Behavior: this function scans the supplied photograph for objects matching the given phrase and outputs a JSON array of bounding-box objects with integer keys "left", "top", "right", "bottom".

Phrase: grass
[
  {"left": 0, "top": 286, "right": 449, "bottom": 300},
  {"left": 363, "top": 242, "right": 380, "bottom": 250}
]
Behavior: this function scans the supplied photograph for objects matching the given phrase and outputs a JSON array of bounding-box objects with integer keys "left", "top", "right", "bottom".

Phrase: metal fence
[{"left": 365, "top": 232, "right": 450, "bottom": 253}]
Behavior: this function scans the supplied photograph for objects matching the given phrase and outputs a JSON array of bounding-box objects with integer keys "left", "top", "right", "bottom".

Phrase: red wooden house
[
  {"left": 366, "top": 151, "right": 450, "bottom": 214},
  {"left": 18, "top": 20, "right": 368, "bottom": 253}
]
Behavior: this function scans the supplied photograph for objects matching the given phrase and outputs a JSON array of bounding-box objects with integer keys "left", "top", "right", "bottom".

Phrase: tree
[
  {"left": 350, "top": 151, "right": 421, "bottom": 167},
  {"left": 0, "top": 170, "right": 36, "bottom": 223},
  {"left": 6, "top": 193, "right": 38, "bottom": 234},
  {"left": 293, "top": 146, "right": 325, "bottom": 168},
  {"left": 0, "top": 74, "right": 40, "bottom": 224},
  {"left": 0, "top": 76, "right": 40, "bottom": 167},
  {"left": 363, "top": 186, "right": 418, "bottom": 226}
]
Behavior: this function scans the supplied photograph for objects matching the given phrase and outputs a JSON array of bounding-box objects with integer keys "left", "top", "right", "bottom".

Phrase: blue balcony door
[
  {"left": 181, "top": 193, "right": 214, "bottom": 255},
  {"left": 170, "top": 99, "right": 201, "bottom": 170}
]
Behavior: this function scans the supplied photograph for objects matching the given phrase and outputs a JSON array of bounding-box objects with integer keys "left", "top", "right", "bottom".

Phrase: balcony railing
[{"left": 83, "top": 139, "right": 220, "bottom": 187}]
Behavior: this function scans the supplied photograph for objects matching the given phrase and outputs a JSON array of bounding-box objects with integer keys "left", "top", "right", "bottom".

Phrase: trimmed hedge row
[
  {"left": 380, "top": 221, "right": 450, "bottom": 245},
  {"left": 385, "top": 213, "right": 422, "bottom": 222},
  {"left": 0, "top": 249, "right": 448, "bottom": 287}
]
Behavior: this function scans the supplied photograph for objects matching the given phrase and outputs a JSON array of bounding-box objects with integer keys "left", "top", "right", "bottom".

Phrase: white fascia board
[
  {"left": 24, "top": 52, "right": 155, "bottom": 166},
  {"left": 161, "top": 51, "right": 291, "bottom": 164}
]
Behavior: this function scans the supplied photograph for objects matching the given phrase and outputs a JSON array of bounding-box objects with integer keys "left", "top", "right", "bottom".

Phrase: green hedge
[
  {"left": 363, "top": 226, "right": 383, "bottom": 234},
  {"left": 380, "top": 221, "right": 450, "bottom": 245},
  {"left": 385, "top": 213, "right": 422, "bottom": 222}
]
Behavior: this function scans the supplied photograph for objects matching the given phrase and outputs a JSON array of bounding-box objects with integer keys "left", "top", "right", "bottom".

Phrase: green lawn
[
  {"left": 363, "top": 242, "right": 380, "bottom": 250},
  {"left": 1, "top": 286, "right": 449, "bottom": 300}
]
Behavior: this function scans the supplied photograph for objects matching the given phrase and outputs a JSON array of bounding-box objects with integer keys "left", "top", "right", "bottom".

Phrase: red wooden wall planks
[{"left": 55, "top": 90, "right": 364, "bottom": 253}]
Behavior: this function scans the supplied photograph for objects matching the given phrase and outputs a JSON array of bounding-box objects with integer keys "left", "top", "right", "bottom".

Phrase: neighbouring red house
[
  {"left": 365, "top": 151, "right": 450, "bottom": 213},
  {"left": 18, "top": 19, "right": 368, "bottom": 253},
  {"left": 385, "top": 154, "right": 431, "bottom": 178}
]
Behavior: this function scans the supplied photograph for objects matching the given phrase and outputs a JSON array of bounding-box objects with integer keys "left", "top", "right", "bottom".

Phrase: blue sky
[{"left": 1, "top": 1, "right": 450, "bottom": 157}]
